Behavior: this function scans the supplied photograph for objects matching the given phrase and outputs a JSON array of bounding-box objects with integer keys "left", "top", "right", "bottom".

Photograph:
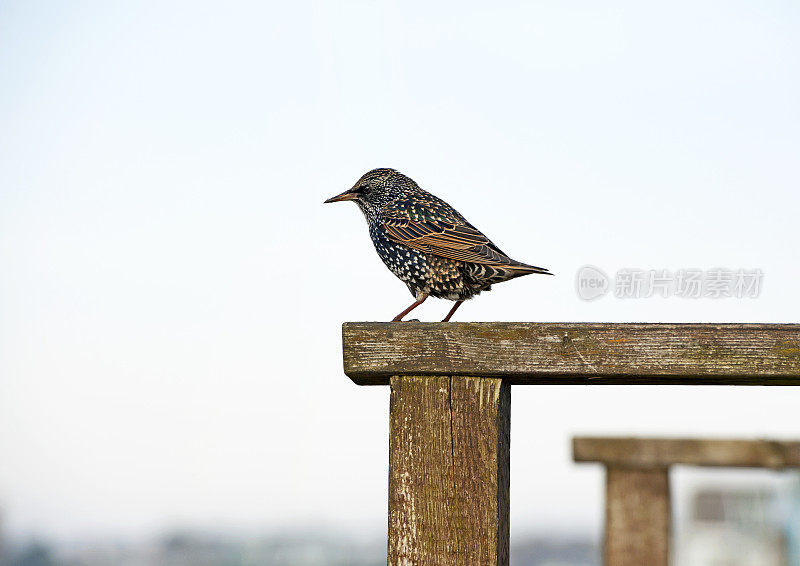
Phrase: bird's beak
[{"left": 324, "top": 189, "right": 359, "bottom": 204}]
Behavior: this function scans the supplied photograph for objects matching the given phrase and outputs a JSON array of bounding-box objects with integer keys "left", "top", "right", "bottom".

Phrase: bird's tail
[{"left": 507, "top": 260, "right": 553, "bottom": 275}]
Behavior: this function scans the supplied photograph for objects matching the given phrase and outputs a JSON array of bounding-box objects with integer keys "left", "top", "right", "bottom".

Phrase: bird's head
[{"left": 324, "top": 168, "right": 409, "bottom": 215}]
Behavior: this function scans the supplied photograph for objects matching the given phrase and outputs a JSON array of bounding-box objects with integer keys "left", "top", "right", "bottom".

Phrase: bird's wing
[{"left": 381, "top": 198, "right": 526, "bottom": 267}]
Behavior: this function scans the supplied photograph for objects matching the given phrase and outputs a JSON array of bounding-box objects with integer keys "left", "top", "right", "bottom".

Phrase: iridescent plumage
[{"left": 324, "top": 168, "right": 551, "bottom": 321}]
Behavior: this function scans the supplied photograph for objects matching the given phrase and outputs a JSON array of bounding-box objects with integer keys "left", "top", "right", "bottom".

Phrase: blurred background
[{"left": 1, "top": 1, "right": 799, "bottom": 564}]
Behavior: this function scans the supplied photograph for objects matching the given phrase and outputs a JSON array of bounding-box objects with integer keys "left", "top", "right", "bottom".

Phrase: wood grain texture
[
  {"left": 342, "top": 322, "right": 800, "bottom": 385},
  {"left": 388, "top": 376, "right": 510, "bottom": 566},
  {"left": 605, "top": 467, "right": 670, "bottom": 566},
  {"left": 574, "top": 437, "right": 800, "bottom": 469}
]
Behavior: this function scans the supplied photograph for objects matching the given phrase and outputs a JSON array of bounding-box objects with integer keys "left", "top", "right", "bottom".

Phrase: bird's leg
[
  {"left": 392, "top": 294, "right": 428, "bottom": 322},
  {"left": 441, "top": 300, "right": 464, "bottom": 322}
]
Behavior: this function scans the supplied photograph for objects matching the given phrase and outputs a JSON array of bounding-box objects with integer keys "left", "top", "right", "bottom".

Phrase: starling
[{"left": 324, "top": 168, "right": 552, "bottom": 322}]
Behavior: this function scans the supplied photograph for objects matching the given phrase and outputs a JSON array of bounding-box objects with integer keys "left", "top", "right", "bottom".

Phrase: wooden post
[
  {"left": 604, "top": 467, "right": 670, "bottom": 566},
  {"left": 388, "top": 375, "right": 510, "bottom": 565}
]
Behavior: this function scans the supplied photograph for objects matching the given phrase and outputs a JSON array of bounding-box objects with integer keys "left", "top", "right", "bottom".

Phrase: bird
[{"left": 324, "top": 168, "right": 552, "bottom": 322}]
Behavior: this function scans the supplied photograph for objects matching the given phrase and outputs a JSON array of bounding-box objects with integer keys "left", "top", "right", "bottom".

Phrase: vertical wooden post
[
  {"left": 388, "top": 375, "right": 510, "bottom": 566},
  {"left": 604, "top": 466, "right": 670, "bottom": 566}
]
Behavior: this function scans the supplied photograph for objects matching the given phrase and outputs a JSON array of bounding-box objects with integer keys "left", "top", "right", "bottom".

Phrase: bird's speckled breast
[{"left": 368, "top": 222, "right": 430, "bottom": 296}]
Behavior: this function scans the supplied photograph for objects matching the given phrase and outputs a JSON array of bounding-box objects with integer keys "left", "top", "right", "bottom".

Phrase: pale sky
[{"left": 1, "top": 0, "right": 799, "bottom": 544}]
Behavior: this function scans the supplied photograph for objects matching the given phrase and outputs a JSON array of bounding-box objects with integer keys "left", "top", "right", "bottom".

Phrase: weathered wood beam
[
  {"left": 574, "top": 437, "right": 800, "bottom": 469},
  {"left": 388, "top": 376, "right": 510, "bottom": 566},
  {"left": 342, "top": 322, "right": 800, "bottom": 385}
]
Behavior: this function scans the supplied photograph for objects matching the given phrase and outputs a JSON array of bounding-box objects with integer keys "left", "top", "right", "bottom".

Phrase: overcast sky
[{"left": 1, "top": 0, "right": 799, "bottom": 544}]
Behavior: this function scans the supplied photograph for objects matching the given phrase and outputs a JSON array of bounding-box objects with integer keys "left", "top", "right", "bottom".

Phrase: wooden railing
[
  {"left": 340, "top": 322, "right": 800, "bottom": 565},
  {"left": 574, "top": 437, "right": 800, "bottom": 566}
]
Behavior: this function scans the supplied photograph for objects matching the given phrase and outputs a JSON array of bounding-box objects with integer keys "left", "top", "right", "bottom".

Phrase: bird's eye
[{"left": 359, "top": 185, "right": 371, "bottom": 195}]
